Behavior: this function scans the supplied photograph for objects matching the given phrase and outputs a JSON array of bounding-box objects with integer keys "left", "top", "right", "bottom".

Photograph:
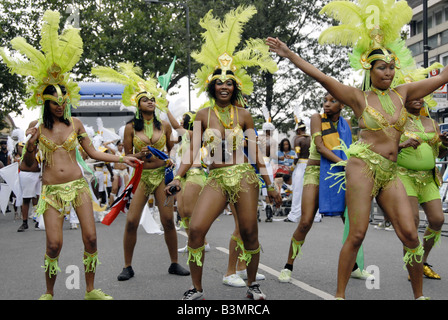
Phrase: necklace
[
  {"left": 407, "top": 113, "right": 424, "bottom": 131},
  {"left": 213, "top": 104, "right": 234, "bottom": 129},
  {"left": 144, "top": 118, "right": 154, "bottom": 140},
  {"left": 407, "top": 113, "right": 430, "bottom": 140},
  {"left": 371, "top": 86, "right": 396, "bottom": 116}
]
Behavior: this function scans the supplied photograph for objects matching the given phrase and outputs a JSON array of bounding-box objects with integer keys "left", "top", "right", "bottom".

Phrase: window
[
  {"left": 442, "top": 54, "right": 448, "bottom": 67},
  {"left": 417, "top": 20, "right": 423, "bottom": 34},
  {"left": 410, "top": 20, "right": 417, "bottom": 36},
  {"left": 441, "top": 30, "right": 448, "bottom": 45},
  {"left": 436, "top": 11, "right": 443, "bottom": 25},
  {"left": 410, "top": 20, "right": 417, "bottom": 37},
  {"left": 409, "top": 41, "right": 423, "bottom": 56},
  {"left": 428, "top": 34, "right": 439, "bottom": 49}
]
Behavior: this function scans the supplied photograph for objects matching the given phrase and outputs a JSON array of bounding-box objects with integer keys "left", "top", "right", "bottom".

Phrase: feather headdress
[
  {"left": 394, "top": 62, "right": 445, "bottom": 115},
  {"left": 91, "top": 62, "right": 168, "bottom": 117},
  {"left": 0, "top": 10, "right": 83, "bottom": 121},
  {"left": 319, "top": 0, "right": 414, "bottom": 75},
  {"left": 293, "top": 105, "right": 301, "bottom": 125},
  {"left": 192, "top": 5, "right": 278, "bottom": 106},
  {"left": 261, "top": 105, "right": 275, "bottom": 131},
  {"left": 293, "top": 104, "right": 306, "bottom": 131}
]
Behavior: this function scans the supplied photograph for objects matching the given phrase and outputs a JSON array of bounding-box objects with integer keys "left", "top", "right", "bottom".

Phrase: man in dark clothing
[{"left": 0, "top": 140, "right": 10, "bottom": 167}]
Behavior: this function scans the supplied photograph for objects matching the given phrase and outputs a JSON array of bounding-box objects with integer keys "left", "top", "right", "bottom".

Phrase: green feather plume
[
  {"left": 0, "top": 10, "right": 83, "bottom": 110},
  {"left": 192, "top": 5, "right": 278, "bottom": 98},
  {"left": 91, "top": 62, "right": 168, "bottom": 112},
  {"left": 319, "top": 0, "right": 413, "bottom": 71},
  {"left": 58, "top": 27, "right": 84, "bottom": 74},
  {"left": 220, "top": 6, "right": 258, "bottom": 55},
  {"left": 40, "top": 10, "right": 61, "bottom": 70}
]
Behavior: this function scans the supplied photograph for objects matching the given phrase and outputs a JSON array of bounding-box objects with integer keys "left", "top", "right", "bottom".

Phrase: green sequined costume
[
  {"left": 330, "top": 141, "right": 397, "bottom": 197},
  {"left": 180, "top": 167, "right": 207, "bottom": 192},
  {"left": 36, "top": 178, "right": 91, "bottom": 217},
  {"left": 140, "top": 167, "right": 166, "bottom": 197},
  {"left": 303, "top": 165, "right": 320, "bottom": 186},
  {"left": 205, "top": 163, "right": 259, "bottom": 204}
]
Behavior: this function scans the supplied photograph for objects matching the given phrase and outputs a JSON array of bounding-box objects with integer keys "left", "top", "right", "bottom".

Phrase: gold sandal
[{"left": 423, "top": 263, "right": 441, "bottom": 280}]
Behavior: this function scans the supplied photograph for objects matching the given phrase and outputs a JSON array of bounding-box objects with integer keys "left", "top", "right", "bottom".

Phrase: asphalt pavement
[{"left": 1, "top": 205, "right": 447, "bottom": 303}]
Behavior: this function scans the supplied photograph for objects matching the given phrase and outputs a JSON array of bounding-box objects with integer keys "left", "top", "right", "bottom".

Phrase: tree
[
  {"left": 187, "top": 0, "right": 352, "bottom": 133},
  {"left": 0, "top": 3, "right": 40, "bottom": 129},
  {"left": 0, "top": 0, "right": 352, "bottom": 133},
  {"left": 0, "top": 0, "right": 194, "bottom": 128}
]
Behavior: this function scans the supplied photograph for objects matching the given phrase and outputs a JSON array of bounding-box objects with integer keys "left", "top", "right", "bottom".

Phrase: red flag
[{"left": 101, "top": 162, "right": 143, "bottom": 226}]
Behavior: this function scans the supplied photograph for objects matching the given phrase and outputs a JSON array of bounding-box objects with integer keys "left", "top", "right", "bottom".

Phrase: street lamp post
[
  {"left": 145, "top": 0, "right": 192, "bottom": 111},
  {"left": 423, "top": 0, "right": 429, "bottom": 68}
]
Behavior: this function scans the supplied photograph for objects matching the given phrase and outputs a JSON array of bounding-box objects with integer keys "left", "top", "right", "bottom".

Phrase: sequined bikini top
[
  {"left": 358, "top": 90, "right": 407, "bottom": 137},
  {"left": 38, "top": 120, "right": 78, "bottom": 166},
  {"left": 133, "top": 127, "right": 166, "bottom": 153},
  {"left": 401, "top": 114, "right": 441, "bottom": 160},
  {"left": 203, "top": 106, "right": 245, "bottom": 157}
]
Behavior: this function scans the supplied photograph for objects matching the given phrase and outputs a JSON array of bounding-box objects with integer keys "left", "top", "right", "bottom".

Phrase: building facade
[{"left": 406, "top": 0, "right": 448, "bottom": 122}]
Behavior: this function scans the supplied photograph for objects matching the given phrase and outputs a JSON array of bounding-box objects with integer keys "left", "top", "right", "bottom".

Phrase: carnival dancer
[
  {"left": 107, "top": 141, "right": 130, "bottom": 206},
  {"left": 268, "top": 0, "right": 448, "bottom": 300},
  {"left": 258, "top": 106, "right": 278, "bottom": 222},
  {"left": 16, "top": 140, "right": 41, "bottom": 232},
  {"left": 166, "top": 109, "right": 210, "bottom": 253},
  {"left": 283, "top": 117, "right": 310, "bottom": 223},
  {"left": 396, "top": 63, "right": 448, "bottom": 280},
  {"left": 166, "top": 6, "right": 281, "bottom": 300},
  {"left": 0, "top": 10, "right": 141, "bottom": 300},
  {"left": 222, "top": 101, "right": 268, "bottom": 287},
  {"left": 92, "top": 62, "right": 190, "bottom": 280},
  {"left": 277, "top": 93, "right": 368, "bottom": 282}
]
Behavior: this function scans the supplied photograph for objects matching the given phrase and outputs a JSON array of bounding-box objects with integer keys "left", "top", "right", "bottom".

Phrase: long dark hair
[
  {"left": 207, "top": 69, "right": 240, "bottom": 105},
  {"left": 183, "top": 112, "right": 196, "bottom": 131},
  {"left": 42, "top": 85, "right": 70, "bottom": 129},
  {"left": 130, "top": 98, "right": 162, "bottom": 132},
  {"left": 279, "top": 138, "right": 292, "bottom": 152}
]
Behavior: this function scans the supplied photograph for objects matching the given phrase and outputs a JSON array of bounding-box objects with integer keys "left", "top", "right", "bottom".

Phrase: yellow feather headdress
[
  {"left": 192, "top": 5, "right": 278, "bottom": 106},
  {"left": 394, "top": 62, "right": 445, "bottom": 116},
  {"left": 0, "top": 10, "right": 83, "bottom": 121},
  {"left": 319, "top": 0, "right": 415, "bottom": 79},
  {"left": 91, "top": 62, "right": 168, "bottom": 117}
]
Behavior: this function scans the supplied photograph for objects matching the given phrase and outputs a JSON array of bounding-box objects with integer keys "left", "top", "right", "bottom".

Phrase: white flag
[
  {"left": 139, "top": 205, "right": 164, "bottom": 235},
  {"left": 0, "top": 183, "right": 11, "bottom": 215},
  {"left": 0, "top": 162, "right": 23, "bottom": 207}
]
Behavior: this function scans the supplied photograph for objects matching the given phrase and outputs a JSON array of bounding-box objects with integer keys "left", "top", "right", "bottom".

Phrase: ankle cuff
[
  {"left": 239, "top": 246, "right": 261, "bottom": 266},
  {"left": 424, "top": 227, "right": 442, "bottom": 248},
  {"left": 231, "top": 235, "right": 244, "bottom": 252},
  {"left": 179, "top": 217, "right": 191, "bottom": 229},
  {"left": 83, "top": 251, "right": 101, "bottom": 273},
  {"left": 403, "top": 243, "right": 424, "bottom": 269},
  {"left": 42, "top": 254, "right": 61, "bottom": 278},
  {"left": 187, "top": 245, "right": 205, "bottom": 267},
  {"left": 291, "top": 237, "right": 304, "bottom": 260}
]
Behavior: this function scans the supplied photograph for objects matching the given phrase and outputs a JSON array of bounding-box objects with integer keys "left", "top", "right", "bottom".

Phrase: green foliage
[
  {"left": 189, "top": 0, "right": 352, "bottom": 133},
  {"left": 0, "top": 0, "right": 352, "bottom": 133}
]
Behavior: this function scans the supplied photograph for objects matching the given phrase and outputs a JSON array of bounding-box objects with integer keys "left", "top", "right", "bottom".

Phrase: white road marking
[
  {"left": 216, "top": 246, "right": 335, "bottom": 300},
  {"left": 177, "top": 230, "right": 335, "bottom": 300}
]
